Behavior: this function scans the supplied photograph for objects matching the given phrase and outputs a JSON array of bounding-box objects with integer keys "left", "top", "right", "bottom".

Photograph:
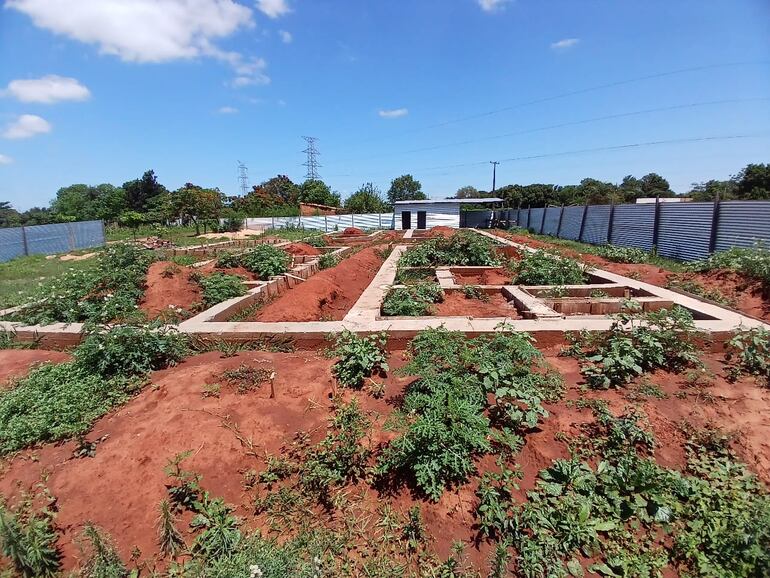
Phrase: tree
[
  {"left": 455, "top": 186, "right": 479, "bottom": 199},
  {"left": 345, "top": 183, "right": 388, "bottom": 213},
  {"left": 387, "top": 174, "right": 426, "bottom": 205},
  {"left": 118, "top": 210, "right": 145, "bottom": 240},
  {"left": 0, "top": 201, "right": 21, "bottom": 227},
  {"left": 260, "top": 175, "right": 299, "bottom": 205},
  {"left": 639, "top": 173, "right": 675, "bottom": 198},
  {"left": 734, "top": 163, "right": 770, "bottom": 200},
  {"left": 172, "top": 183, "right": 224, "bottom": 235},
  {"left": 688, "top": 179, "right": 736, "bottom": 202},
  {"left": 123, "top": 170, "right": 167, "bottom": 211},
  {"left": 298, "top": 179, "right": 340, "bottom": 207}
]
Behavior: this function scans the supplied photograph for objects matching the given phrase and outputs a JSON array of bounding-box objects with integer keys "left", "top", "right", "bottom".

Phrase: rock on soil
[
  {"left": 0, "top": 349, "right": 71, "bottom": 386},
  {"left": 251, "top": 247, "right": 384, "bottom": 321}
]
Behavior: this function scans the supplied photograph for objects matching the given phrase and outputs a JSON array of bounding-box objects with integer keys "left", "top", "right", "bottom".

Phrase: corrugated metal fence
[
  {"left": 0, "top": 220, "right": 105, "bottom": 263},
  {"left": 510, "top": 200, "right": 770, "bottom": 261},
  {"left": 246, "top": 213, "right": 394, "bottom": 232}
]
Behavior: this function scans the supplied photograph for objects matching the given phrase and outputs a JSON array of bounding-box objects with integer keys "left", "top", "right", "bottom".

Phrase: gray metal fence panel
[
  {"left": 25, "top": 223, "right": 72, "bottom": 255},
  {"left": 0, "top": 227, "right": 25, "bottom": 262},
  {"left": 657, "top": 202, "right": 714, "bottom": 261},
  {"left": 461, "top": 210, "right": 493, "bottom": 228},
  {"left": 715, "top": 201, "right": 770, "bottom": 252},
  {"left": 542, "top": 207, "right": 561, "bottom": 236},
  {"left": 528, "top": 208, "right": 545, "bottom": 232},
  {"left": 560, "top": 206, "right": 584, "bottom": 240},
  {"left": 69, "top": 220, "right": 104, "bottom": 251},
  {"left": 581, "top": 205, "right": 611, "bottom": 244},
  {"left": 609, "top": 204, "right": 655, "bottom": 250}
]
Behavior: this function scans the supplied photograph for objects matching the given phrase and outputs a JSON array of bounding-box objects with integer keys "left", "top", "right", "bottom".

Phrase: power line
[
  {"left": 302, "top": 136, "right": 321, "bottom": 180},
  {"left": 326, "top": 96, "right": 770, "bottom": 165},
  {"left": 237, "top": 160, "right": 249, "bottom": 196}
]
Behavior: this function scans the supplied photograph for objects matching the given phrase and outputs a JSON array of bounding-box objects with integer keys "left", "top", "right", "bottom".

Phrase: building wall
[{"left": 394, "top": 203, "right": 460, "bottom": 230}]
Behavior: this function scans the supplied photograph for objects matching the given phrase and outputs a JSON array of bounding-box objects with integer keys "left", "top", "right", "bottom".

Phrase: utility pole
[
  {"left": 490, "top": 161, "right": 499, "bottom": 194},
  {"left": 302, "top": 136, "right": 321, "bottom": 180}
]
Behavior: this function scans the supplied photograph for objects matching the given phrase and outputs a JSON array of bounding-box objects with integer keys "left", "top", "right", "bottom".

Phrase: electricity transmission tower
[
  {"left": 237, "top": 161, "right": 249, "bottom": 196},
  {"left": 302, "top": 136, "right": 321, "bottom": 180},
  {"left": 490, "top": 161, "right": 499, "bottom": 194}
]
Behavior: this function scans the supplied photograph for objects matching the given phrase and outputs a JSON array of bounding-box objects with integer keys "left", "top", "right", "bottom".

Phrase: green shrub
[
  {"left": 0, "top": 504, "right": 60, "bottom": 577},
  {"left": 568, "top": 302, "right": 701, "bottom": 389},
  {"left": 399, "top": 230, "right": 502, "bottom": 267},
  {"left": 74, "top": 324, "right": 189, "bottom": 378},
  {"left": 77, "top": 524, "right": 128, "bottom": 578},
  {"left": 318, "top": 252, "right": 339, "bottom": 270},
  {"left": 240, "top": 245, "right": 290, "bottom": 280},
  {"left": 331, "top": 330, "right": 389, "bottom": 388},
  {"left": 381, "top": 283, "right": 444, "bottom": 316},
  {"left": 214, "top": 252, "right": 241, "bottom": 268},
  {"left": 691, "top": 244, "right": 770, "bottom": 292},
  {"left": 512, "top": 250, "right": 587, "bottom": 285},
  {"left": 724, "top": 327, "right": 770, "bottom": 385},
  {"left": 198, "top": 273, "right": 247, "bottom": 307},
  {"left": 596, "top": 244, "right": 650, "bottom": 263},
  {"left": 394, "top": 267, "right": 435, "bottom": 285}
]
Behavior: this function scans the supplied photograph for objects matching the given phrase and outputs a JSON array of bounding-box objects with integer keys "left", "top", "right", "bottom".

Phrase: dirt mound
[
  {"left": 453, "top": 268, "right": 511, "bottom": 286},
  {"left": 140, "top": 261, "right": 202, "bottom": 319},
  {"left": 0, "top": 350, "right": 71, "bottom": 386},
  {"left": 433, "top": 291, "right": 520, "bottom": 318},
  {"left": 252, "top": 247, "right": 384, "bottom": 321},
  {"left": 342, "top": 227, "right": 364, "bottom": 236},
  {"left": 427, "top": 226, "right": 456, "bottom": 238},
  {"left": 283, "top": 242, "right": 322, "bottom": 256}
]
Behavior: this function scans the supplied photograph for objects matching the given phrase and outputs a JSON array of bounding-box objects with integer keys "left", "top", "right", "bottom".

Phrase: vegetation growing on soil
[
  {"left": 381, "top": 283, "right": 444, "bottom": 316},
  {"left": 331, "top": 330, "right": 389, "bottom": 388},
  {"left": 5, "top": 243, "right": 154, "bottom": 326},
  {"left": 691, "top": 244, "right": 770, "bottom": 293},
  {"left": 196, "top": 272, "right": 247, "bottom": 307},
  {"left": 724, "top": 326, "right": 770, "bottom": 385},
  {"left": 398, "top": 230, "right": 502, "bottom": 267},
  {"left": 375, "top": 327, "right": 562, "bottom": 500},
  {"left": 511, "top": 249, "right": 587, "bottom": 285},
  {"left": 595, "top": 244, "right": 650, "bottom": 263},
  {"left": 0, "top": 495, "right": 60, "bottom": 577},
  {"left": 566, "top": 302, "right": 701, "bottom": 389},
  {"left": 666, "top": 273, "right": 734, "bottom": 306},
  {"left": 317, "top": 252, "right": 339, "bottom": 269},
  {"left": 394, "top": 267, "right": 435, "bottom": 285},
  {"left": 216, "top": 245, "right": 290, "bottom": 280}
]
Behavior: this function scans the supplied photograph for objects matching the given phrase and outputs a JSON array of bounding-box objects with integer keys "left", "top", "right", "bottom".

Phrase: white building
[{"left": 393, "top": 198, "right": 503, "bottom": 230}]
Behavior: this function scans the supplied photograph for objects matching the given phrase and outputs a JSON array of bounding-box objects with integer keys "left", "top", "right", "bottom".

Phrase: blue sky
[{"left": 1, "top": 0, "right": 769, "bottom": 210}]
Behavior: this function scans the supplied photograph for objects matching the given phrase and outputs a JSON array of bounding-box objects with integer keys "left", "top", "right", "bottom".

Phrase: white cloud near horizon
[
  {"left": 6, "top": 0, "right": 271, "bottom": 86},
  {"left": 378, "top": 108, "right": 408, "bottom": 119},
  {"left": 551, "top": 38, "right": 580, "bottom": 50},
  {"left": 477, "top": 0, "right": 510, "bottom": 13},
  {"left": 3, "top": 75, "right": 91, "bottom": 103},
  {"left": 0, "top": 154, "right": 13, "bottom": 165},
  {"left": 256, "top": 0, "right": 290, "bottom": 18},
  {"left": 217, "top": 106, "right": 239, "bottom": 113},
  {"left": 278, "top": 29, "right": 292, "bottom": 43},
  {"left": 3, "top": 114, "right": 52, "bottom": 139}
]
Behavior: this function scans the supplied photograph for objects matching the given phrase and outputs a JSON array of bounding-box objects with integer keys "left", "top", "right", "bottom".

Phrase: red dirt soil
[
  {"left": 434, "top": 291, "right": 521, "bottom": 318},
  {"left": 0, "top": 348, "right": 767, "bottom": 574},
  {"left": 0, "top": 349, "right": 71, "bottom": 386},
  {"left": 427, "top": 226, "right": 456, "bottom": 238},
  {"left": 342, "top": 227, "right": 364, "bottom": 236},
  {"left": 452, "top": 267, "right": 511, "bottom": 285},
  {"left": 140, "top": 261, "right": 203, "bottom": 319},
  {"left": 283, "top": 242, "right": 322, "bottom": 256},
  {"left": 250, "top": 247, "right": 385, "bottom": 321},
  {"left": 496, "top": 230, "right": 770, "bottom": 320}
]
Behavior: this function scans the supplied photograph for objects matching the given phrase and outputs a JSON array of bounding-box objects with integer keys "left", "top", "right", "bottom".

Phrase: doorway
[
  {"left": 417, "top": 211, "right": 427, "bottom": 229},
  {"left": 401, "top": 211, "right": 412, "bottom": 229}
]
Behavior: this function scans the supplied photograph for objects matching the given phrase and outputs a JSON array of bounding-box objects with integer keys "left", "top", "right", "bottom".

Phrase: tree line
[{"left": 1, "top": 163, "right": 767, "bottom": 229}]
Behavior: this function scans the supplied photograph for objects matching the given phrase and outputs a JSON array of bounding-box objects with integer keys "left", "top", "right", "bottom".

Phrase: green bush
[
  {"left": 331, "top": 330, "right": 389, "bottom": 388},
  {"left": 74, "top": 324, "right": 189, "bottom": 378},
  {"left": 0, "top": 505, "right": 60, "bottom": 577},
  {"left": 596, "top": 244, "right": 650, "bottom": 264},
  {"left": 398, "top": 230, "right": 502, "bottom": 267},
  {"left": 318, "top": 252, "right": 339, "bottom": 270},
  {"left": 198, "top": 273, "right": 247, "bottom": 307},
  {"left": 381, "top": 283, "right": 444, "bottom": 316},
  {"left": 214, "top": 252, "right": 241, "bottom": 269},
  {"left": 691, "top": 244, "right": 770, "bottom": 292},
  {"left": 240, "top": 245, "right": 290, "bottom": 280},
  {"left": 512, "top": 250, "right": 587, "bottom": 285},
  {"left": 724, "top": 327, "right": 770, "bottom": 385}
]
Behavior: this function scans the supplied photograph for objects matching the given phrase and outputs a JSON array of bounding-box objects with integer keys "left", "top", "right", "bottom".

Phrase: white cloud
[
  {"left": 256, "top": 0, "right": 290, "bottom": 18},
  {"left": 0, "top": 154, "right": 13, "bottom": 165},
  {"left": 3, "top": 75, "right": 91, "bottom": 104},
  {"left": 551, "top": 38, "right": 580, "bottom": 50},
  {"left": 218, "top": 106, "right": 238, "bottom": 114},
  {"left": 278, "top": 29, "right": 292, "bottom": 43},
  {"left": 2, "top": 114, "right": 52, "bottom": 139},
  {"left": 6, "top": 1, "right": 270, "bottom": 86},
  {"left": 378, "top": 108, "right": 408, "bottom": 119},
  {"left": 477, "top": 0, "right": 510, "bottom": 13}
]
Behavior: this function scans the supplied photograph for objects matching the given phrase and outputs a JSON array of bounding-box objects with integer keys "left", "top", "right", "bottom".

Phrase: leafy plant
[
  {"left": 317, "top": 252, "right": 339, "bottom": 270},
  {"left": 461, "top": 285, "right": 489, "bottom": 301},
  {"left": 214, "top": 252, "right": 241, "bottom": 268},
  {"left": 691, "top": 243, "right": 770, "bottom": 293},
  {"left": 596, "top": 244, "right": 650, "bottom": 264},
  {"left": 190, "top": 496, "right": 242, "bottom": 560},
  {"left": 331, "top": 330, "right": 389, "bottom": 388},
  {"left": 157, "top": 499, "right": 186, "bottom": 558},
  {"left": 198, "top": 273, "right": 247, "bottom": 306},
  {"left": 512, "top": 250, "right": 587, "bottom": 285},
  {"left": 77, "top": 524, "right": 128, "bottom": 578},
  {"left": 381, "top": 283, "right": 444, "bottom": 316},
  {"left": 568, "top": 302, "right": 702, "bottom": 389},
  {"left": 394, "top": 267, "right": 435, "bottom": 285},
  {"left": 0, "top": 502, "right": 60, "bottom": 577},
  {"left": 399, "top": 230, "right": 502, "bottom": 267},
  {"left": 476, "top": 462, "right": 521, "bottom": 539},
  {"left": 666, "top": 273, "right": 734, "bottom": 306},
  {"left": 240, "top": 245, "right": 290, "bottom": 280},
  {"left": 724, "top": 327, "right": 770, "bottom": 385}
]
